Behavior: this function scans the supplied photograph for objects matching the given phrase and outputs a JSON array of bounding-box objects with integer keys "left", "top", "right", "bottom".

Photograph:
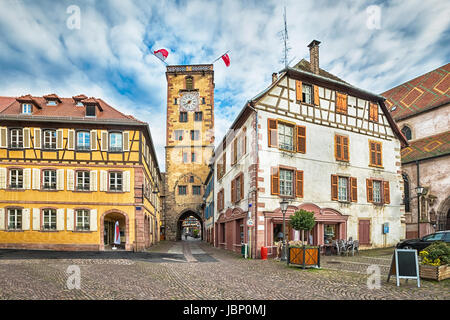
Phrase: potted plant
[
  {"left": 419, "top": 241, "right": 450, "bottom": 281},
  {"left": 288, "top": 209, "right": 319, "bottom": 268}
]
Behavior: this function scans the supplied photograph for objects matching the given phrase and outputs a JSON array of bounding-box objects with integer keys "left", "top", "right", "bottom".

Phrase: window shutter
[
  {"left": 268, "top": 119, "right": 278, "bottom": 148},
  {"left": 343, "top": 137, "right": 349, "bottom": 161},
  {"left": 123, "top": 131, "right": 129, "bottom": 151},
  {"left": 56, "top": 208, "right": 65, "bottom": 231},
  {"left": 67, "top": 130, "right": 75, "bottom": 150},
  {"left": 23, "top": 168, "right": 31, "bottom": 189},
  {"left": 56, "top": 129, "right": 63, "bottom": 149},
  {"left": 231, "top": 179, "right": 236, "bottom": 203},
  {"left": 34, "top": 128, "right": 41, "bottom": 149},
  {"left": 100, "top": 170, "right": 108, "bottom": 191},
  {"left": 32, "top": 168, "right": 40, "bottom": 190},
  {"left": 67, "top": 169, "right": 75, "bottom": 191},
  {"left": 67, "top": 209, "right": 74, "bottom": 231},
  {"left": 23, "top": 128, "right": 30, "bottom": 148},
  {"left": 331, "top": 175, "right": 338, "bottom": 201},
  {"left": 271, "top": 167, "right": 279, "bottom": 195},
  {"left": 350, "top": 177, "right": 357, "bottom": 202},
  {"left": 383, "top": 181, "right": 390, "bottom": 204},
  {"left": 240, "top": 174, "right": 244, "bottom": 200},
  {"left": 296, "top": 170, "right": 304, "bottom": 198},
  {"left": 370, "top": 103, "right": 378, "bottom": 122},
  {"left": 32, "top": 208, "right": 40, "bottom": 230},
  {"left": 89, "top": 209, "right": 98, "bottom": 231},
  {"left": 335, "top": 135, "right": 342, "bottom": 160},
  {"left": 0, "top": 168, "right": 5, "bottom": 189},
  {"left": 296, "top": 126, "right": 306, "bottom": 153},
  {"left": 242, "top": 133, "right": 247, "bottom": 155},
  {"left": 313, "top": 85, "right": 320, "bottom": 105},
  {"left": 90, "top": 130, "right": 97, "bottom": 150},
  {"left": 22, "top": 208, "right": 30, "bottom": 230},
  {"left": 101, "top": 130, "right": 108, "bottom": 151},
  {"left": 123, "top": 170, "right": 131, "bottom": 192},
  {"left": 296, "top": 80, "right": 303, "bottom": 102},
  {"left": 336, "top": 92, "right": 348, "bottom": 114},
  {"left": 56, "top": 169, "right": 64, "bottom": 190},
  {"left": 376, "top": 143, "right": 382, "bottom": 166},
  {"left": 90, "top": 170, "right": 98, "bottom": 191},
  {"left": 0, "top": 127, "right": 7, "bottom": 148},
  {"left": 0, "top": 208, "right": 5, "bottom": 230},
  {"left": 366, "top": 179, "right": 373, "bottom": 203}
]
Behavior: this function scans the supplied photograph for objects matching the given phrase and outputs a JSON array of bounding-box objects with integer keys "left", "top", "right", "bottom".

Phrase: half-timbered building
[
  {"left": 0, "top": 94, "right": 162, "bottom": 251},
  {"left": 212, "top": 40, "right": 408, "bottom": 258}
]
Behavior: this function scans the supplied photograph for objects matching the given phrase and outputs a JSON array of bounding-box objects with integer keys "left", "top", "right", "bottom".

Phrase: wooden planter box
[
  {"left": 419, "top": 264, "right": 450, "bottom": 281},
  {"left": 288, "top": 246, "right": 320, "bottom": 269}
]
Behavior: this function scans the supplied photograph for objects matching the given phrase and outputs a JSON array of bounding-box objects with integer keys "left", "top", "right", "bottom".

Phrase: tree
[{"left": 289, "top": 209, "right": 316, "bottom": 245}]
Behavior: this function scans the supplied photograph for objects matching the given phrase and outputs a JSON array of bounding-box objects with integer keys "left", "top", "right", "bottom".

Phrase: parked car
[{"left": 396, "top": 231, "right": 450, "bottom": 251}]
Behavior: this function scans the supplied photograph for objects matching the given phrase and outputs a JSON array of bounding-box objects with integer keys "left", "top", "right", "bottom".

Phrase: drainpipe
[
  {"left": 248, "top": 103, "right": 258, "bottom": 259},
  {"left": 416, "top": 160, "right": 420, "bottom": 239}
]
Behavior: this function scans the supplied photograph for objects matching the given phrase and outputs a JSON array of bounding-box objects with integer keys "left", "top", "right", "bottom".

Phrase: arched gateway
[{"left": 176, "top": 210, "right": 204, "bottom": 241}]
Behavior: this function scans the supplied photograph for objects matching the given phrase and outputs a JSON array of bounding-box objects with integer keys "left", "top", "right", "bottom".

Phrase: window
[
  {"left": 43, "top": 209, "right": 57, "bottom": 230},
  {"left": 185, "top": 77, "right": 193, "bottom": 90},
  {"left": 47, "top": 100, "right": 57, "bottom": 106},
  {"left": 372, "top": 181, "right": 382, "bottom": 203},
  {"left": 76, "top": 209, "right": 90, "bottom": 231},
  {"left": 85, "top": 105, "right": 96, "bottom": 117},
  {"left": 22, "top": 104, "right": 32, "bottom": 114},
  {"left": 43, "top": 170, "right": 57, "bottom": 190},
  {"left": 422, "top": 233, "right": 445, "bottom": 241},
  {"left": 402, "top": 173, "right": 410, "bottom": 212},
  {"left": 189, "top": 176, "right": 194, "bottom": 183},
  {"left": 401, "top": 126, "right": 412, "bottom": 141},
  {"left": 174, "top": 98, "right": 177, "bottom": 105},
  {"left": 335, "top": 134, "right": 349, "bottom": 161},
  {"left": 183, "top": 152, "right": 188, "bottom": 163},
  {"left": 76, "top": 171, "right": 90, "bottom": 191},
  {"left": 109, "top": 172, "right": 123, "bottom": 191},
  {"left": 191, "top": 152, "right": 196, "bottom": 163},
  {"left": 271, "top": 168, "right": 303, "bottom": 198},
  {"left": 174, "top": 130, "right": 183, "bottom": 141},
  {"left": 278, "top": 123, "right": 294, "bottom": 151},
  {"left": 194, "top": 112, "right": 203, "bottom": 121},
  {"left": 369, "top": 141, "right": 382, "bottom": 167},
  {"left": 217, "top": 189, "right": 224, "bottom": 211},
  {"left": 231, "top": 174, "right": 244, "bottom": 203},
  {"left": 202, "top": 97, "right": 206, "bottom": 104},
  {"left": 178, "top": 185, "right": 187, "bottom": 195},
  {"left": 77, "top": 131, "right": 90, "bottom": 151},
  {"left": 366, "top": 179, "right": 389, "bottom": 204},
  {"left": 191, "top": 130, "right": 200, "bottom": 140},
  {"left": 8, "top": 208, "right": 22, "bottom": 230},
  {"left": 109, "top": 132, "right": 123, "bottom": 152},
  {"left": 302, "top": 84, "right": 312, "bottom": 104},
  {"left": 193, "top": 185, "right": 201, "bottom": 195},
  {"left": 9, "top": 169, "right": 23, "bottom": 189},
  {"left": 76, "top": 101, "right": 84, "bottom": 107},
  {"left": 336, "top": 92, "right": 348, "bottom": 114},
  {"left": 279, "top": 169, "right": 293, "bottom": 196},
  {"left": 338, "top": 177, "right": 349, "bottom": 201},
  {"left": 43, "top": 130, "right": 57, "bottom": 150},
  {"left": 10, "top": 129, "right": 23, "bottom": 148},
  {"left": 217, "top": 152, "right": 226, "bottom": 180},
  {"left": 179, "top": 112, "right": 188, "bottom": 122},
  {"left": 331, "top": 175, "right": 357, "bottom": 202},
  {"left": 369, "top": 103, "right": 378, "bottom": 122}
]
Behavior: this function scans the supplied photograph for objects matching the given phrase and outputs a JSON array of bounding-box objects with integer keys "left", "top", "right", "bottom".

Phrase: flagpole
[{"left": 211, "top": 50, "right": 230, "bottom": 64}]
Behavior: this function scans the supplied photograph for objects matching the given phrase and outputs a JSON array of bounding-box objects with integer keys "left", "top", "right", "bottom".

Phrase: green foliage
[
  {"left": 289, "top": 209, "right": 316, "bottom": 231},
  {"left": 419, "top": 241, "right": 450, "bottom": 266},
  {"left": 193, "top": 229, "right": 199, "bottom": 238}
]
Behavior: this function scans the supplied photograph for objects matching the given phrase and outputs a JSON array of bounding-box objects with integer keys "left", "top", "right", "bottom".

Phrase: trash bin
[
  {"left": 241, "top": 243, "right": 248, "bottom": 258},
  {"left": 261, "top": 246, "right": 268, "bottom": 260}
]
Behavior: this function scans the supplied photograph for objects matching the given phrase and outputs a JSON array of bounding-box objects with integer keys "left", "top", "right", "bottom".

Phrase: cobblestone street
[{"left": 0, "top": 240, "right": 448, "bottom": 300}]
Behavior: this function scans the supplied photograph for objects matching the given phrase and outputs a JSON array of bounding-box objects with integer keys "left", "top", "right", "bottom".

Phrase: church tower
[{"left": 164, "top": 64, "right": 215, "bottom": 240}]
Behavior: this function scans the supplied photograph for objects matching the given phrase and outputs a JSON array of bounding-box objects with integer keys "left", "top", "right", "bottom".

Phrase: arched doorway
[
  {"left": 100, "top": 210, "right": 129, "bottom": 250},
  {"left": 177, "top": 210, "right": 203, "bottom": 241},
  {"left": 436, "top": 196, "right": 450, "bottom": 231}
]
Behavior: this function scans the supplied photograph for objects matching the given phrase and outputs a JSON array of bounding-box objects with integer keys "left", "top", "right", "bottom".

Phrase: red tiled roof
[
  {"left": 401, "top": 130, "right": 450, "bottom": 163},
  {"left": 43, "top": 93, "right": 62, "bottom": 102},
  {"left": 382, "top": 63, "right": 450, "bottom": 120},
  {"left": 0, "top": 96, "right": 16, "bottom": 112}
]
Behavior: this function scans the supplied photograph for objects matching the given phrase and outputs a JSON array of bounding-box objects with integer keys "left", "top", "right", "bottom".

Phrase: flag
[
  {"left": 221, "top": 53, "right": 230, "bottom": 67},
  {"left": 153, "top": 49, "right": 169, "bottom": 61},
  {"left": 114, "top": 221, "right": 121, "bottom": 245}
]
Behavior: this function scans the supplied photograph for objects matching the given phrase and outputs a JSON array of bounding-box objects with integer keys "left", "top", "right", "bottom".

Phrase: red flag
[
  {"left": 221, "top": 53, "right": 230, "bottom": 67},
  {"left": 153, "top": 49, "right": 169, "bottom": 61}
]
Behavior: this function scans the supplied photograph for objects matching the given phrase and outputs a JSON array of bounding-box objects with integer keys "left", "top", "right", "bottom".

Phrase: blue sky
[{"left": 0, "top": 0, "right": 449, "bottom": 170}]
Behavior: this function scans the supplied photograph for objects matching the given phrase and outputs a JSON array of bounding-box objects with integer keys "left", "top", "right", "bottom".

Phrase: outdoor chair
[
  {"left": 332, "top": 240, "right": 339, "bottom": 255},
  {"left": 337, "top": 239, "right": 348, "bottom": 256}
]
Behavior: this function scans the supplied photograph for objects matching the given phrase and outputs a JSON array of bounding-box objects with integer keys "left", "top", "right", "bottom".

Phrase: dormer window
[
  {"left": 86, "top": 105, "right": 96, "bottom": 117},
  {"left": 22, "top": 104, "right": 32, "bottom": 114},
  {"left": 76, "top": 101, "right": 84, "bottom": 107},
  {"left": 46, "top": 100, "right": 57, "bottom": 106}
]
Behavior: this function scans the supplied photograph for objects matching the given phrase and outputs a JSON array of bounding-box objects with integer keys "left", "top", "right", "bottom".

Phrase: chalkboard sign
[{"left": 387, "top": 249, "right": 420, "bottom": 287}]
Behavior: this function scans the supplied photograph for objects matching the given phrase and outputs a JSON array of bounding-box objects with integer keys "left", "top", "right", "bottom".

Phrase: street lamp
[{"left": 280, "top": 199, "right": 289, "bottom": 261}]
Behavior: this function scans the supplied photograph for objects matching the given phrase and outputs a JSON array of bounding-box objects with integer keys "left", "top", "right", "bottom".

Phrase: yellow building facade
[{"left": 0, "top": 94, "right": 162, "bottom": 251}]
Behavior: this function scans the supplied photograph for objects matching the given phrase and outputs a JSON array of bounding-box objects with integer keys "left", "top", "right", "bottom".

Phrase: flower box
[
  {"left": 419, "top": 264, "right": 450, "bottom": 281},
  {"left": 287, "top": 246, "right": 320, "bottom": 269}
]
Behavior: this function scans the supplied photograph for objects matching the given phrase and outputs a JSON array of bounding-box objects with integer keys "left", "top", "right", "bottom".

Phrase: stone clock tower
[{"left": 164, "top": 64, "right": 215, "bottom": 240}]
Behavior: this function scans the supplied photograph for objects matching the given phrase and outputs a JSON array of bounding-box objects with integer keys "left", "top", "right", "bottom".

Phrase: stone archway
[
  {"left": 176, "top": 209, "right": 204, "bottom": 241},
  {"left": 436, "top": 196, "right": 450, "bottom": 231},
  {"left": 100, "top": 210, "right": 130, "bottom": 251}
]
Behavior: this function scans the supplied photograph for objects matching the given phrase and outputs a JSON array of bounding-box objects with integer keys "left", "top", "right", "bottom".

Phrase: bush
[{"left": 419, "top": 242, "right": 450, "bottom": 266}]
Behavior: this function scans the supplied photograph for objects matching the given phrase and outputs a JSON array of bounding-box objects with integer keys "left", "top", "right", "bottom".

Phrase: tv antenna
[{"left": 278, "top": 5, "right": 290, "bottom": 68}]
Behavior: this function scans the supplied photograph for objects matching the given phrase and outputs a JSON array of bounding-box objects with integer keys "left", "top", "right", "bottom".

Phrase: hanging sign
[
  {"left": 387, "top": 249, "right": 420, "bottom": 287},
  {"left": 247, "top": 219, "right": 254, "bottom": 227}
]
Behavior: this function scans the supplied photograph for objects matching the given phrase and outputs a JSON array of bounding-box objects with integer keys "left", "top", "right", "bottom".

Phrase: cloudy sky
[{"left": 0, "top": 0, "right": 449, "bottom": 170}]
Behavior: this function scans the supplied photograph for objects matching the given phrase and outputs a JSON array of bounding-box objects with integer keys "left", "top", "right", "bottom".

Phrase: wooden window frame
[
  {"left": 76, "top": 130, "right": 91, "bottom": 151},
  {"left": 302, "top": 83, "right": 313, "bottom": 105},
  {"left": 75, "top": 209, "right": 90, "bottom": 231},
  {"left": 9, "top": 128, "right": 23, "bottom": 149},
  {"left": 332, "top": 175, "right": 357, "bottom": 202},
  {"left": 42, "top": 169, "right": 57, "bottom": 190},
  {"left": 217, "top": 188, "right": 225, "bottom": 212},
  {"left": 336, "top": 92, "right": 348, "bottom": 115},
  {"left": 194, "top": 111, "right": 203, "bottom": 122},
  {"left": 7, "top": 208, "right": 22, "bottom": 230},
  {"left": 366, "top": 178, "right": 389, "bottom": 205},
  {"left": 190, "top": 130, "right": 200, "bottom": 141},
  {"left": 192, "top": 185, "right": 202, "bottom": 196},
  {"left": 178, "top": 185, "right": 187, "bottom": 196},
  {"left": 9, "top": 168, "right": 24, "bottom": 189},
  {"left": 108, "top": 171, "right": 123, "bottom": 192},
  {"left": 231, "top": 173, "right": 244, "bottom": 204},
  {"left": 21, "top": 103, "right": 32, "bottom": 114},
  {"left": 109, "top": 131, "right": 123, "bottom": 153},
  {"left": 271, "top": 166, "right": 303, "bottom": 199},
  {"left": 335, "top": 134, "right": 349, "bottom": 162},
  {"left": 76, "top": 170, "right": 90, "bottom": 191},
  {"left": 42, "top": 208, "right": 57, "bottom": 231},
  {"left": 42, "top": 129, "right": 57, "bottom": 150},
  {"left": 368, "top": 140, "right": 383, "bottom": 167},
  {"left": 179, "top": 112, "right": 188, "bottom": 123},
  {"left": 369, "top": 103, "right": 379, "bottom": 122}
]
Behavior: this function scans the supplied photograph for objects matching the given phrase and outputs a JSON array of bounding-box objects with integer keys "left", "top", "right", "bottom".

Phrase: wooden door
[{"left": 358, "top": 220, "right": 371, "bottom": 245}]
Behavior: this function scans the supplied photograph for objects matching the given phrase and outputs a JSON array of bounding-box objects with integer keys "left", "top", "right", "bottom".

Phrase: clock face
[{"left": 180, "top": 92, "right": 199, "bottom": 112}]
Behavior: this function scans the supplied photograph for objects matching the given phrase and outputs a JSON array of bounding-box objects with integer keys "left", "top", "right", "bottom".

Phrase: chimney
[
  {"left": 308, "top": 40, "right": 321, "bottom": 75},
  {"left": 272, "top": 73, "right": 278, "bottom": 83}
]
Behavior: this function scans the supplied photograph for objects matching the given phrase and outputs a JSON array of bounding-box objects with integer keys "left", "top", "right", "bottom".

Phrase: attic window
[
  {"left": 76, "top": 101, "right": 84, "bottom": 107},
  {"left": 22, "top": 104, "right": 32, "bottom": 114},
  {"left": 85, "top": 105, "right": 96, "bottom": 117},
  {"left": 47, "top": 100, "right": 58, "bottom": 106}
]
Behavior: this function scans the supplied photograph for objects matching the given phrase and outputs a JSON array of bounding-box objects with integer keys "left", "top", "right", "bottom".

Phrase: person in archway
[{"left": 184, "top": 231, "right": 188, "bottom": 240}]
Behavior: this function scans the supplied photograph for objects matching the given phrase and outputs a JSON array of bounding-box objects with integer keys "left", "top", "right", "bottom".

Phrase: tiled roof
[
  {"left": 293, "top": 59, "right": 350, "bottom": 84},
  {"left": 0, "top": 94, "right": 144, "bottom": 124},
  {"left": 400, "top": 130, "right": 450, "bottom": 163},
  {"left": 382, "top": 63, "right": 450, "bottom": 120}
]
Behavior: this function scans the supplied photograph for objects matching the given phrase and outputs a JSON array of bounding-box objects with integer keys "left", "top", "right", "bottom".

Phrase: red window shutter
[
  {"left": 383, "top": 181, "right": 390, "bottom": 204},
  {"left": 335, "top": 135, "right": 342, "bottom": 160},
  {"left": 313, "top": 85, "right": 319, "bottom": 105},
  {"left": 231, "top": 179, "right": 236, "bottom": 203},
  {"left": 296, "top": 170, "right": 304, "bottom": 198},
  {"left": 268, "top": 119, "right": 278, "bottom": 147},
  {"left": 331, "top": 175, "right": 338, "bottom": 201},
  {"left": 350, "top": 177, "right": 357, "bottom": 202},
  {"left": 296, "top": 125, "right": 306, "bottom": 153},
  {"left": 240, "top": 174, "right": 244, "bottom": 200},
  {"left": 271, "top": 167, "right": 279, "bottom": 195},
  {"left": 296, "top": 80, "right": 303, "bottom": 102},
  {"left": 366, "top": 179, "right": 373, "bottom": 203}
]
